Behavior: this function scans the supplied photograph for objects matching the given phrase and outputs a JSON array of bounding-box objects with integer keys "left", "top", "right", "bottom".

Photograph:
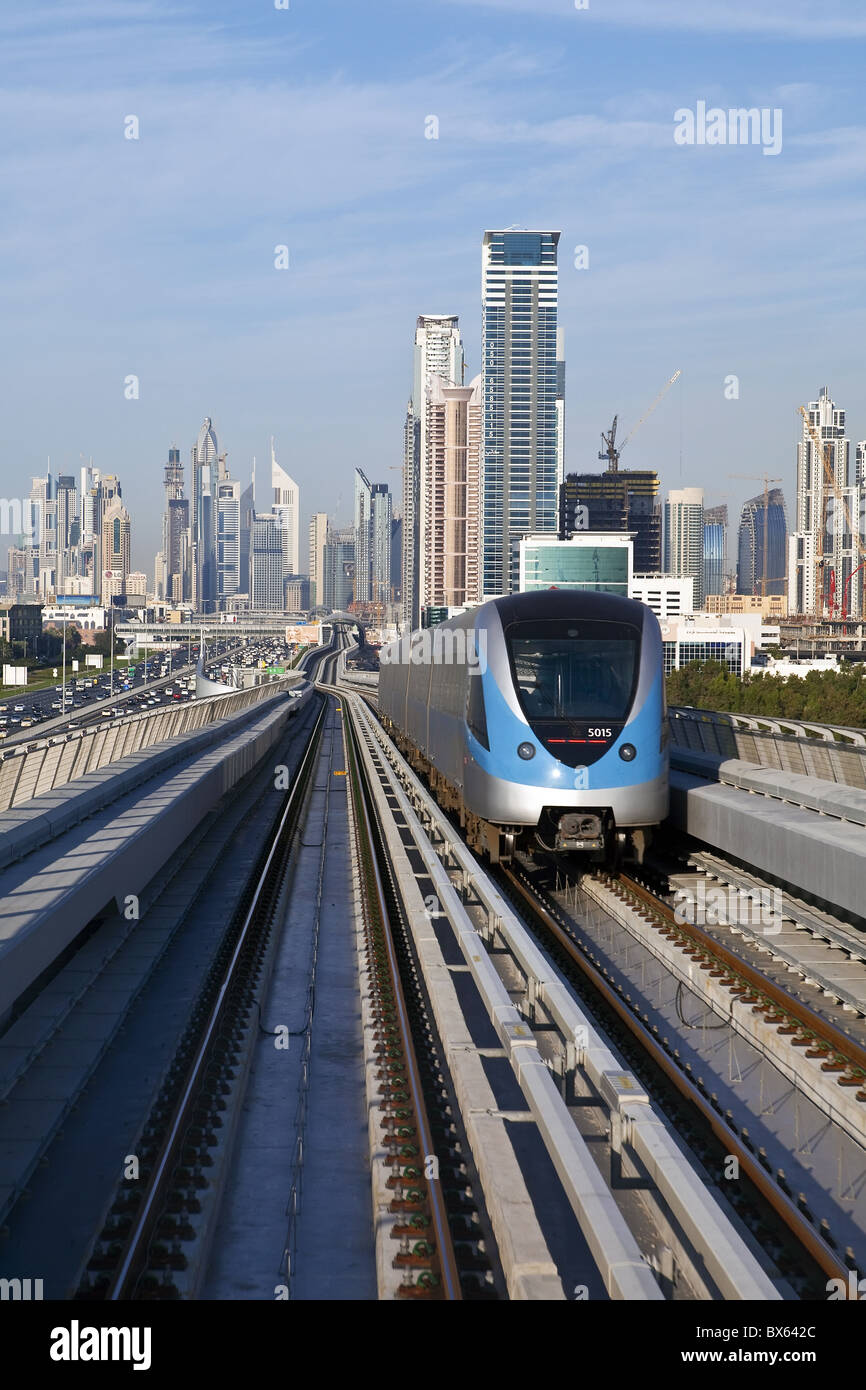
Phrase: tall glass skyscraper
[
  {"left": 482, "top": 230, "right": 563, "bottom": 598},
  {"left": 217, "top": 479, "right": 240, "bottom": 601},
  {"left": 702, "top": 504, "right": 727, "bottom": 599},
  {"left": 323, "top": 528, "right": 355, "bottom": 611},
  {"left": 737, "top": 488, "right": 787, "bottom": 596},
  {"left": 354, "top": 469, "right": 393, "bottom": 605},
  {"left": 250, "top": 514, "right": 284, "bottom": 610}
]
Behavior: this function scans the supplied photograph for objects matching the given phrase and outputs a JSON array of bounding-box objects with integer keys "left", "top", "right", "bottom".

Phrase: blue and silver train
[{"left": 377, "top": 590, "right": 669, "bottom": 864}]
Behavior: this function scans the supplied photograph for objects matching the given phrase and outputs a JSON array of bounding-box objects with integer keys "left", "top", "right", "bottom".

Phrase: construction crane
[
  {"left": 728, "top": 475, "right": 782, "bottom": 599},
  {"left": 600, "top": 369, "right": 682, "bottom": 472},
  {"left": 798, "top": 405, "right": 866, "bottom": 620}
]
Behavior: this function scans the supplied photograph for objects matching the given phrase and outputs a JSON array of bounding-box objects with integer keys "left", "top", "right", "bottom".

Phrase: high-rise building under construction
[{"left": 559, "top": 469, "right": 661, "bottom": 573}]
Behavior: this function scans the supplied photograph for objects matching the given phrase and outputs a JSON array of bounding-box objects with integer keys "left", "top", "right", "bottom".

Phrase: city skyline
[
  {"left": 16, "top": 381, "right": 866, "bottom": 614},
  {"left": 2, "top": 2, "right": 865, "bottom": 574}
]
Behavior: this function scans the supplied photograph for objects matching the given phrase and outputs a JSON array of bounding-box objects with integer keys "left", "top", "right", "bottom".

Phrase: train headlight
[
  {"left": 619, "top": 743, "right": 637, "bottom": 762},
  {"left": 517, "top": 742, "right": 536, "bottom": 760}
]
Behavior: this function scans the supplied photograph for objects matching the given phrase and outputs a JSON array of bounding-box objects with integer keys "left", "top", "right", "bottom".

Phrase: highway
[{"left": 0, "top": 635, "right": 299, "bottom": 749}]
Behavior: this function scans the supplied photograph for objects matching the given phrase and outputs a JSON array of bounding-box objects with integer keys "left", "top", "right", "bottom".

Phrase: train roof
[{"left": 489, "top": 589, "right": 652, "bottom": 627}]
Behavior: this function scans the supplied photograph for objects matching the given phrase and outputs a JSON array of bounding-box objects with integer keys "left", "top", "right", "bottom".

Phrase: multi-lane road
[{"left": 0, "top": 636, "right": 302, "bottom": 747}]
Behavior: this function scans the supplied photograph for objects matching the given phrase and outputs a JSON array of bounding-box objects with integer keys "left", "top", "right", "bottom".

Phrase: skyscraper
[
  {"left": 239, "top": 473, "right": 254, "bottom": 598},
  {"left": 323, "top": 527, "right": 355, "bottom": 610},
  {"left": 29, "top": 475, "right": 55, "bottom": 594},
  {"left": 789, "top": 388, "right": 862, "bottom": 617},
  {"left": 6, "top": 547, "right": 31, "bottom": 599},
  {"left": 164, "top": 445, "right": 183, "bottom": 503},
  {"left": 270, "top": 440, "right": 300, "bottom": 585},
  {"left": 354, "top": 468, "right": 373, "bottom": 603},
  {"left": 159, "top": 446, "right": 186, "bottom": 602},
  {"left": 250, "top": 514, "right": 284, "bottom": 610},
  {"left": 736, "top": 490, "right": 787, "bottom": 597},
  {"left": 702, "top": 504, "right": 728, "bottom": 599},
  {"left": 55, "top": 476, "right": 76, "bottom": 550},
  {"left": 664, "top": 487, "right": 704, "bottom": 607},
  {"left": 423, "top": 374, "right": 482, "bottom": 611},
  {"left": 101, "top": 498, "right": 131, "bottom": 600},
  {"left": 77, "top": 465, "right": 99, "bottom": 594},
  {"left": 217, "top": 479, "right": 240, "bottom": 601},
  {"left": 192, "top": 417, "right": 220, "bottom": 611},
  {"left": 390, "top": 515, "right": 402, "bottom": 606},
  {"left": 55, "top": 475, "right": 77, "bottom": 588},
  {"left": 308, "top": 511, "right": 328, "bottom": 608},
  {"left": 482, "top": 229, "right": 562, "bottom": 598},
  {"left": 92, "top": 474, "right": 122, "bottom": 597},
  {"left": 370, "top": 483, "right": 393, "bottom": 606},
  {"left": 80, "top": 463, "right": 97, "bottom": 545},
  {"left": 402, "top": 315, "right": 464, "bottom": 628},
  {"left": 354, "top": 471, "right": 394, "bottom": 607},
  {"left": 166, "top": 498, "right": 190, "bottom": 602}
]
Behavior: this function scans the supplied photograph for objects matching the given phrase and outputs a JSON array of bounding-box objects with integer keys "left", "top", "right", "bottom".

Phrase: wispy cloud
[
  {"left": 1, "top": 0, "right": 864, "bottom": 565},
  {"left": 438, "top": 0, "right": 866, "bottom": 40}
]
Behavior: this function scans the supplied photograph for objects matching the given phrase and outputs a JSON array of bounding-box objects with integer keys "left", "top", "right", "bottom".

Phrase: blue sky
[{"left": 1, "top": 0, "right": 864, "bottom": 571}]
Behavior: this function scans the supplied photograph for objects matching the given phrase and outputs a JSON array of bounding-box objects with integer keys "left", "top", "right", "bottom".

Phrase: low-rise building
[
  {"left": 630, "top": 574, "right": 694, "bottom": 618},
  {"left": 705, "top": 592, "right": 788, "bottom": 619},
  {"left": 0, "top": 601, "right": 44, "bottom": 645},
  {"left": 658, "top": 612, "right": 761, "bottom": 676},
  {"left": 42, "top": 604, "right": 107, "bottom": 631},
  {"left": 517, "top": 532, "right": 633, "bottom": 597}
]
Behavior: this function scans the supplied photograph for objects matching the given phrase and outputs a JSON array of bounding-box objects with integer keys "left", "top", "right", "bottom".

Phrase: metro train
[{"left": 377, "top": 590, "right": 669, "bottom": 864}]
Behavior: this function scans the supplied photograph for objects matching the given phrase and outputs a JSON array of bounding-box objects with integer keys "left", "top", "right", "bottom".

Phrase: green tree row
[
  {"left": 1, "top": 626, "right": 125, "bottom": 669},
  {"left": 666, "top": 660, "right": 866, "bottom": 728}
]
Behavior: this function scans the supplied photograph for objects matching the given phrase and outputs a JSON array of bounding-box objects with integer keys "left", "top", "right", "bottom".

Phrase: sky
[{"left": 1, "top": 0, "right": 865, "bottom": 573}]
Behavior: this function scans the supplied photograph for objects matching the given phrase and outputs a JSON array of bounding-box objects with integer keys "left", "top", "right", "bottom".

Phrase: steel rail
[
  {"left": 341, "top": 697, "right": 463, "bottom": 1301},
  {"left": 617, "top": 873, "right": 866, "bottom": 1081},
  {"left": 105, "top": 695, "right": 328, "bottom": 1300},
  {"left": 501, "top": 866, "right": 854, "bottom": 1289}
]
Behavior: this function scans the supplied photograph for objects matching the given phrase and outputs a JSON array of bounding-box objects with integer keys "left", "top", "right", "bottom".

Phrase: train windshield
[{"left": 506, "top": 618, "right": 640, "bottom": 722}]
